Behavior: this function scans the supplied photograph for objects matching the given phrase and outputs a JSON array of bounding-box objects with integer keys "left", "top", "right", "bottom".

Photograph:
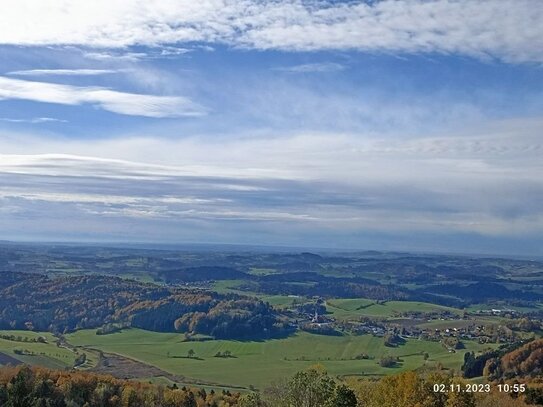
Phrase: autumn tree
[
  {"left": 239, "top": 392, "right": 266, "bottom": 407},
  {"left": 445, "top": 378, "right": 476, "bottom": 407},
  {"left": 285, "top": 367, "right": 336, "bottom": 407}
]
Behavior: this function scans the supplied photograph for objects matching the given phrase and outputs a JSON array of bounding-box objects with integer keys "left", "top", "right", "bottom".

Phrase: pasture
[
  {"left": 0, "top": 330, "right": 77, "bottom": 370},
  {"left": 66, "top": 328, "right": 493, "bottom": 389},
  {"left": 326, "top": 299, "right": 463, "bottom": 320}
]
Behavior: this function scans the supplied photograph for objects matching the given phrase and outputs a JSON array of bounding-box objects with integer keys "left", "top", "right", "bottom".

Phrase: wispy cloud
[
  {"left": 0, "top": 76, "right": 206, "bottom": 118},
  {"left": 82, "top": 51, "right": 150, "bottom": 62},
  {"left": 159, "top": 46, "right": 192, "bottom": 56},
  {"left": 7, "top": 68, "right": 126, "bottom": 76},
  {"left": 274, "top": 62, "right": 345, "bottom": 73},
  {"left": 0, "top": 1, "right": 541, "bottom": 63},
  {"left": 0, "top": 117, "right": 542, "bottom": 242},
  {"left": 0, "top": 117, "right": 67, "bottom": 123}
]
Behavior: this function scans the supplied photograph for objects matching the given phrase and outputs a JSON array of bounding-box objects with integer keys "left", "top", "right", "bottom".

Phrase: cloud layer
[
  {"left": 1, "top": 117, "right": 542, "bottom": 248},
  {"left": 0, "top": 76, "right": 206, "bottom": 118},
  {"left": 0, "top": 1, "right": 541, "bottom": 254},
  {"left": 0, "top": 1, "right": 542, "bottom": 63}
]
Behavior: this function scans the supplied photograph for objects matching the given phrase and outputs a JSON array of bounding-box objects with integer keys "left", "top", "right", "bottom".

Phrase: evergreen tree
[
  {"left": 6, "top": 366, "right": 33, "bottom": 407},
  {"left": 332, "top": 384, "right": 357, "bottom": 407}
]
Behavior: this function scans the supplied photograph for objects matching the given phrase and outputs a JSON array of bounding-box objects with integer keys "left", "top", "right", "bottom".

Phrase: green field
[
  {"left": 326, "top": 299, "right": 463, "bottom": 320},
  {"left": 259, "top": 295, "right": 302, "bottom": 308},
  {"left": 211, "top": 281, "right": 303, "bottom": 309},
  {"left": 248, "top": 268, "right": 279, "bottom": 276},
  {"left": 66, "top": 328, "right": 493, "bottom": 389},
  {"left": 211, "top": 279, "right": 248, "bottom": 294},
  {"left": 0, "top": 330, "right": 78, "bottom": 370}
]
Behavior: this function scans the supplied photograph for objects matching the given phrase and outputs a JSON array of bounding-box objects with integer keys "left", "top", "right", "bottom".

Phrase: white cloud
[
  {"left": 82, "top": 51, "right": 148, "bottom": 61},
  {"left": 0, "top": 1, "right": 541, "bottom": 63},
  {"left": 159, "top": 46, "right": 192, "bottom": 56},
  {"left": 274, "top": 62, "right": 345, "bottom": 73},
  {"left": 0, "top": 117, "right": 67, "bottom": 123},
  {"left": 0, "top": 76, "right": 206, "bottom": 118},
  {"left": 7, "top": 69, "right": 126, "bottom": 76},
  {"left": 0, "top": 189, "right": 221, "bottom": 206},
  {"left": 0, "top": 117, "right": 542, "bottom": 239}
]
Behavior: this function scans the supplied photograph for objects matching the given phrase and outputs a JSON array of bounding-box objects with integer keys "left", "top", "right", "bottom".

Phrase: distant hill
[
  {"left": 0, "top": 272, "right": 289, "bottom": 339},
  {"left": 159, "top": 266, "right": 250, "bottom": 282}
]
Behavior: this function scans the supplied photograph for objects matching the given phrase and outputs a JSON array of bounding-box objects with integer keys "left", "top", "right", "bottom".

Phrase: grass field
[
  {"left": 211, "top": 280, "right": 248, "bottom": 294},
  {"left": 211, "top": 281, "right": 303, "bottom": 309},
  {"left": 248, "top": 268, "right": 279, "bottom": 276},
  {"left": 66, "top": 328, "right": 494, "bottom": 389},
  {"left": 0, "top": 330, "right": 78, "bottom": 369},
  {"left": 326, "top": 299, "right": 463, "bottom": 320},
  {"left": 259, "top": 295, "right": 302, "bottom": 308}
]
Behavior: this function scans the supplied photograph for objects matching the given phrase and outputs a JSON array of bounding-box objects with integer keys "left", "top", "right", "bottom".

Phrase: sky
[{"left": 0, "top": 0, "right": 543, "bottom": 256}]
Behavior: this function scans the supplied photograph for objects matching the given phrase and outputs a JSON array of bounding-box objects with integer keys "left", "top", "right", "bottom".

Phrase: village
[{"left": 287, "top": 299, "right": 540, "bottom": 352}]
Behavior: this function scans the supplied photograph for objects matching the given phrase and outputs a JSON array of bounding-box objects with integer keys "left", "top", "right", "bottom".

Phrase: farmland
[
  {"left": 0, "top": 330, "right": 78, "bottom": 370},
  {"left": 66, "top": 328, "right": 495, "bottom": 389},
  {"left": 326, "top": 298, "right": 463, "bottom": 320}
]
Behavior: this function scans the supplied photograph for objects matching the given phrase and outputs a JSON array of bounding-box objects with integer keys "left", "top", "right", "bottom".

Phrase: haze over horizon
[{"left": 1, "top": 0, "right": 542, "bottom": 256}]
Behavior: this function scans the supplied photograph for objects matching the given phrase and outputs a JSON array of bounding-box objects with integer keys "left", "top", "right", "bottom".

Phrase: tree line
[{"left": 1, "top": 364, "right": 542, "bottom": 407}]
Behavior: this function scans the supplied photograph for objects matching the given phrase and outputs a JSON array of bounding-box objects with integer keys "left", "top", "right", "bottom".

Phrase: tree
[
  {"left": 0, "top": 385, "right": 7, "bottom": 406},
  {"left": 187, "top": 349, "right": 195, "bottom": 359},
  {"left": 121, "top": 386, "right": 139, "bottom": 407},
  {"left": 384, "top": 333, "right": 403, "bottom": 347},
  {"left": 379, "top": 355, "right": 397, "bottom": 368},
  {"left": 445, "top": 379, "right": 476, "bottom": 407},
  {"left": 332, "top": 384, "right": 357, "bottom": 407},
  {"left": 91, "top": 382, "right": 116, "bottom": 406},
  {"left": 286, "top": 367, "right": 336, "bottom": 407},
  {"left": 6, "top": 366, "right": 33, "bottom": 407},
  {"left": 0, "top": 365, "right": 237, "bottom": 407},
  {"left": 239, "top": 392, "right": 266, "bottom": 407},
  {"left": 164, "top": 389, "right": 197, "bottom": 407},
  {"left": 482, "top": 358, "right": 499, "bottom": 378},
  {"left": 525, "top": 387, "right": 543, "bottom": 405}
]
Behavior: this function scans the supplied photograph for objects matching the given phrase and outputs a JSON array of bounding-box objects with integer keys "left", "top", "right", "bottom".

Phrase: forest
[{"left": 0, "top": 272, "right": 289, "bottom": 339}]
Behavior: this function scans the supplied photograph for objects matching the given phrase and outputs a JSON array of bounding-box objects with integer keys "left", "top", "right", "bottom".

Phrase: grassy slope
[
  {"left": 66, "top": 328, "right": 493, "bottom": 389},
  {"left": 326, "top": 299, "right": 463, "bottom": 320},
  {"left": 0, "top": 330, "right": 77, "bottom": 369}
]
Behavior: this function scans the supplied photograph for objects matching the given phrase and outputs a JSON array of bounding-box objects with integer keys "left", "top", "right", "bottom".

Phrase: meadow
[
  {"left": 326, "top": 298, "right": 464, "bottom": 320},
  {"left": 0, "top": 330, "right": 78, "bottom": 370},
  {"left": 67, "top": 328, "right": 494, "bottom": 389}
]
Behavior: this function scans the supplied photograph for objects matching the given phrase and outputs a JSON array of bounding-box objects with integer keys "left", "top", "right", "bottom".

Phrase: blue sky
[{"left": 0, "top": 0, "right": 542, "bottom": 256}]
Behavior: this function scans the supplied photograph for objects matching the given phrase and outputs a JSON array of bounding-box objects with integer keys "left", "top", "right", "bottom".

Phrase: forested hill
[
  {"left": 0, "top": 272, "right": 289, "bottom": 339},
  {"left": 463, "top": 338, "right": 543, "bottom": 381},
  {"left": 497, "top": 338, "right": 543, "bottom": 379}
]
